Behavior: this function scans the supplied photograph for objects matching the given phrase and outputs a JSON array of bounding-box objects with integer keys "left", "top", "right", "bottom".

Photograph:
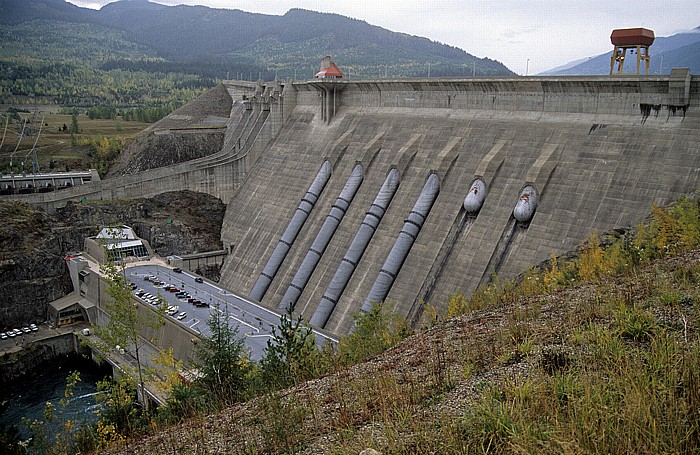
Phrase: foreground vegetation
[{"left": 4, "top": 197, "right": 700, "bottom": 454}]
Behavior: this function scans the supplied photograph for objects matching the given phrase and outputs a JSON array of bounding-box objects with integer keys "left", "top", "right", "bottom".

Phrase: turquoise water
[{"left": 0, "top": 355, "right": 111, "bottom": 444}]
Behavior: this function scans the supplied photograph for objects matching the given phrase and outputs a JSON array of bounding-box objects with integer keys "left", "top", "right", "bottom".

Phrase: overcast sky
[{"left": 67, "top": 0, "right": 700, "bottom": 75}]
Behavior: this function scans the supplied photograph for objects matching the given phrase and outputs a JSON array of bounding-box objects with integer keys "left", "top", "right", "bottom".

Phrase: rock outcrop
[
  {"left": 0, "top": 202, "right": 73, "bottom": 328},
  {"left": 108, "top": 84, "right": 232, "bottom": 176},
  {"left": 0, "top": 191, "right": 225, "bottom": 329}
]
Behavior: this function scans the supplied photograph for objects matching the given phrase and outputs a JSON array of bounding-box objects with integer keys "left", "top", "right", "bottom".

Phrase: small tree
[
  {"left": 259, "top": 305, "right": 318, "bottom": 390},
  {"left": 92, "top": 227, "right": 165, "bottom": 413},
  {"left": 338, "top": 301, "right": 410, "bottom": 365},
  {"left": 193, "top": 304, "right": 251, "bottom": 405},
  {"left": 23, "top": 371, "right": 83, "bottom": 454},
  {"left": 70, "top": 111, "right": 79, "bottom": 134}
]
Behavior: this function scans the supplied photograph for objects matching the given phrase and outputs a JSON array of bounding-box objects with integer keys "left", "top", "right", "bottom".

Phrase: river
[{"left": 0, "top": 354, "right": 111, "bottom": 445}]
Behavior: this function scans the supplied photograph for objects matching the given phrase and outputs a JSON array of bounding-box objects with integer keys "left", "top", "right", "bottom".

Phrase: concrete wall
[
  {"left": 9, "top": 73, "right": 698, "bottom": 338},
  {"left": 220, "top": 71, "right": 700, "bottom": 335},
  {"left": 171, "top": 250, "right": 228, "bottom": 273},
  {"left": 0, "top": 332, "right": 89, "bottom": 387},
  {"left": 5, "top": 81, "right": 282, "bottom": 214}
]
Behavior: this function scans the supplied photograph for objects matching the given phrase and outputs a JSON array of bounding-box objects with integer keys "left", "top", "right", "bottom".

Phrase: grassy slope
[{"left": 104, "top": 206, "right": 700, "bottom": 454}]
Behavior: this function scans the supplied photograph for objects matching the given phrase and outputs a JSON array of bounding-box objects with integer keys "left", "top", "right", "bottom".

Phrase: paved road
[{"left": 126, "top": 265, "right": 336, "bottom": 361}]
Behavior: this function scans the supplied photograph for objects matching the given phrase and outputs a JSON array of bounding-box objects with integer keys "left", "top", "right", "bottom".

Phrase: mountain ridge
[{"left": 1, "top": 0, "right": 514, "bottom": 79}]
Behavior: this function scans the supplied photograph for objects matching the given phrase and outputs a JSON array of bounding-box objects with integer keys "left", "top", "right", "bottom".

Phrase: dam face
[
  {"left": 11, "top": 72, "right": 696, "bottom": 338},
  {"left": 219, "top": 69, "right": 700, "bottom": 336}
]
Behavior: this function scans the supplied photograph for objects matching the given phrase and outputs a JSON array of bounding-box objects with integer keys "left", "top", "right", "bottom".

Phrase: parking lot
[
  {"left": 0, "top": 324, "right": 38, "bottom": 342},
  {"left": 126, "top": 265, "right": 336, "bottom": 361}
]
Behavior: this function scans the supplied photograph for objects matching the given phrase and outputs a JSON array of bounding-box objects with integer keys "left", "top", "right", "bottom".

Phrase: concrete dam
[{"left": 11, "top": 69, "right": 700, "bottom": 337}]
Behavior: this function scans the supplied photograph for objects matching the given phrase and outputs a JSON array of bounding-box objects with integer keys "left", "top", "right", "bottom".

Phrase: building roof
[
  {"left": 105, "top": 239, "right": 144, "bottom": 250},
  {"left": 48, "top": 292, "right": 82, "bottom": 312},
  {"left": 315, "top": 63, "right": 344, "bottom": 78},
  {"left": 97, "top": 226, "right": 138, "bottom": 241},
  {"left": 78, "top": 299, "right": 95, "bottom": 310}
]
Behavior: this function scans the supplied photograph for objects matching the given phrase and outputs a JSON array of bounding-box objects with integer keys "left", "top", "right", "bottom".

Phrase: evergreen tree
[
  {"left": 193, "top": 304, "right": 251, "bottom": 405},
  {"left": 259, "top": 305, "right": 317, "bottom": 390},
  {"left": 70, "top": 111, "right": 79, "bottom": 134}
]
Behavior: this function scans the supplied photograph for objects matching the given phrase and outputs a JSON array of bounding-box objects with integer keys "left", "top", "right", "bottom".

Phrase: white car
[
  {"left": 0, "top": 333, "right": 7, "bottom": 340},
  {"left": 177, "top": 312, "right": 187, "bottom": 320},
  {"left": 29, "top": 324, "right": 38, "bottom": 331}
]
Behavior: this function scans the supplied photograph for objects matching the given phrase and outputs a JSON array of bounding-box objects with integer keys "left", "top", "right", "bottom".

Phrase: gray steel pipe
[
  {"left": 361, "top": 173, "right": 440, "bottom": 314},
  {"left": 310, "top": 168, "right": 400, "bottom": 328},
  {"left": 249, "top": 160, "right": 332, "bottom": 301},
  {"left": 279, "top": 164, "right": 364, "bottom": 312}
]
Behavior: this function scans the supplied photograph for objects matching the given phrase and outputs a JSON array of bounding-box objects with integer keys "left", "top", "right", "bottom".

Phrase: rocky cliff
[
  {"left": 0, "top": 191, "right": 225, "bottom": 329},
  {"left": 0, "top": 202, "right": 73, "bottom": 328}
]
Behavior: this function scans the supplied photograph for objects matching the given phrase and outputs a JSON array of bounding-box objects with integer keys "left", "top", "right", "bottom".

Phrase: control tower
[{"left": 610, "top": 28, "right": 655, "bottom": 75}]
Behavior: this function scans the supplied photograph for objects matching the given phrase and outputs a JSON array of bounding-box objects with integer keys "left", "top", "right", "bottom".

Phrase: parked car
[
  {"left": 0, "top": 333, "right": 7, "bottom": 340},
  {"left": 21, "top": 327, "right": 30, "bottom": 334},
  {"left": 177, "top": 312, "right": 187, "bottom": 320},
  {"left": 173, "top": 267, "right": 182, "bottom": 273},
  {"left": 195, "top": 277, "right": 204, "bottom": 283},
  {"left": 29, "top": 324, "right": 38, "bottom": 331}
]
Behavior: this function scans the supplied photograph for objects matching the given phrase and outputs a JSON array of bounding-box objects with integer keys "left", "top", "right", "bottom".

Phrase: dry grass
[
  {"left": 97, "top": 199, "right": 700, "bottom": 454},
  {"left": 0, "top": 111, "right": 149, "bottom": 172},
  {"left": 100, "top": 251, "right": 700, "bottom": 454}
]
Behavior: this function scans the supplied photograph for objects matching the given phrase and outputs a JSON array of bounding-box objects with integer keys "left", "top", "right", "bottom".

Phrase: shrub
[{"left": 338, "top": 301, "right": 411, "bottom": 365}]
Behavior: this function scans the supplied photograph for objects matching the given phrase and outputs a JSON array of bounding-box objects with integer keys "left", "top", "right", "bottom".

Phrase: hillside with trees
[{"left": 0, "top": 0, "right": 513, "bottom": 112}]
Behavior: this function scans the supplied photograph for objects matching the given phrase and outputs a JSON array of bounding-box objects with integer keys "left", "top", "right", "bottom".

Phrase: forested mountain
[
  {"left": 0, "top": 0, "right": 514, "bottom": 112},
  {"left": 541, "top": 27, "right": 700, "bottom": 75},
  {"left": 92, "top": 1, "right": 512, "bottom": 78}
]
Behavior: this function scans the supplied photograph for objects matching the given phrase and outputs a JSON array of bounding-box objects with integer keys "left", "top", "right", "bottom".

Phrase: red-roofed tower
[{"left": 315, "top": 56, "right": 344, "bottom": 79}]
